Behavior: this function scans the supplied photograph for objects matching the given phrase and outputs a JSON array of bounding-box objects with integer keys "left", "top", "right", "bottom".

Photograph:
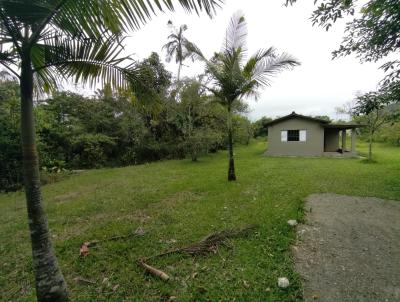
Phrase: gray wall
[
  {"left": 267, "top": 118, "right": 325, "bottom": 156},
  {"left": 324, "top": 129, "right": 339, "bottom": 152}
]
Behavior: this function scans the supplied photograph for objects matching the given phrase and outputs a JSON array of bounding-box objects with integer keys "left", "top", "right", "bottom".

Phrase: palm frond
[
  {"left": 0, "top": 49, "right": 19, "bottom": 78},
  {"left": 248, "top": 52, "right": 300, "bottom": 87},
  {"left": 36, "top": 0, "right": 222, "bottom": 41},
  {"left": 184, "top": 41, "right": 207, "bottom": 63},
  {"left": 29, "top": 32, "right": 146, "bottom": 96},
  {"left": 221, "top": 11, "right": 247, "bottom": 55}
]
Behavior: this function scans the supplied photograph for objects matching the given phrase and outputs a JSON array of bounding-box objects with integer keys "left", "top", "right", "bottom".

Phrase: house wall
[
  {"left": 324, "top": 129, "right": 339, "bottom": 152},
  {"left": 267, "top": 118, "right": 325, "bottom": 156}
]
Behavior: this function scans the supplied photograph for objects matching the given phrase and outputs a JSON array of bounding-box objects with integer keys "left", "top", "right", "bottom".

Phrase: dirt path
[{"left": 293, "top": 193, "right": 400, "bottom": 302}]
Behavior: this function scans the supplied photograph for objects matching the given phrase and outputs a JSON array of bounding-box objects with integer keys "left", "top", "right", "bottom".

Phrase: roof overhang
[{"left": 323, "top": 124, "right": 365, "bottom": 129}]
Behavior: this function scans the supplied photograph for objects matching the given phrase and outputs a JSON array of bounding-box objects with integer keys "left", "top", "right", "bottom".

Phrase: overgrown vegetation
[
  {"left": 1, "top": 140, "right": 399, "bottom": 301},
  {"left": 0, "top": 70, "right": 254, "bottom": 192}
]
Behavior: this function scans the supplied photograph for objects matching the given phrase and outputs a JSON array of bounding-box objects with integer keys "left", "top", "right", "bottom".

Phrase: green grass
[{"left": 1, "top": 140, "right": 399, "bottom": 301}]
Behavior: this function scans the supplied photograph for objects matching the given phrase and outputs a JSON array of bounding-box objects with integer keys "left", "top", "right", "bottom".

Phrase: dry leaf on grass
[{"left": 79, "top": 242, "right": 90, "bottom": 257}]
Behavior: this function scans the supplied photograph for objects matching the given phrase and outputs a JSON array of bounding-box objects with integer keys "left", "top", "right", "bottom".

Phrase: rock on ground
[{"left": 293, "top": 193, "right": 400, "bottom": 302}]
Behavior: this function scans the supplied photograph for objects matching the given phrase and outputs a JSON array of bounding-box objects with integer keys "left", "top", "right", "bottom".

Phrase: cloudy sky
[{"left": 81, "top": 0, "right": 386, "bottom": 121}]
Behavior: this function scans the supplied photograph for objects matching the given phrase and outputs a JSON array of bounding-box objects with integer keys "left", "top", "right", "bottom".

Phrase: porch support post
[
  {"left": 341, "top": 129, "right": 347, "bottom": 152},
  {"left": 351, "top": 128, "right": 356, "bottom": 154}
]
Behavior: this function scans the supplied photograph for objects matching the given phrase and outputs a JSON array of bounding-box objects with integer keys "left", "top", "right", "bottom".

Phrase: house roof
[
  {"left": 323, "top": 124, "right": 364, "bottom": 129},
  {"left": 265, "top": 111, "right": 330, "bottom": 126},
  {"left": 265, "top": 111, "right": 364, "bottom": 129}
]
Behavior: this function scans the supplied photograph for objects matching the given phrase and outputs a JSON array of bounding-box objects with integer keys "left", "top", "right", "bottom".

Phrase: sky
[{"left": 78, "top": 0, "right": 386, "bottom": 121}]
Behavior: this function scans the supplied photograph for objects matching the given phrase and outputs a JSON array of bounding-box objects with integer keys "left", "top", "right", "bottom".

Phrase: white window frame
[
  {"left": 299, "top": 130, "right": 307, "bottom": 142},
  {"left": 281, "top": 130, "right": 287, "bottom": 142},
  {"left": 281, "top": 129, "right": 307, "bottom": 142}
]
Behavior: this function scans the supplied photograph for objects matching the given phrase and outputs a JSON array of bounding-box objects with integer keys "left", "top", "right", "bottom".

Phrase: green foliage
[
  {"left": 232, "top": 115, "right": 253, "bottom": 145},
  {"left": 376, "top": 120, "right": 400, "bottom": 145},
  {"left": 176, "top": 79, "right": 226, "bottom": 161},
  {"left": 0, "top": 79, "right": 22, "bottom": 191},
  {"left": 352, "top": 89, "right": 399, "bottom": 160},
  {"left": 252, "top": 116, "right": 273, "bottom": 137},
  {"left": 313, "top": 115, "right": 332, "bottom": 122},
  {"left": 70, "top": 133, "right": 116, "bottom": 168},
  {"left": 0, "top": 72, "right": 254, "bottom": 191}
]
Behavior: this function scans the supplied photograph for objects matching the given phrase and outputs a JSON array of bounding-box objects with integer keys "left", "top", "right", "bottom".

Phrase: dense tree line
[{"left": 0, "top": 54, "right": 254, "bottom": 192}]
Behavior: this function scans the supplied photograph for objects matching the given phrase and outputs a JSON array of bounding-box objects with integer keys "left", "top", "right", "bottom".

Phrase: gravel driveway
[{"left": 293, "top": 193, "right": 400, "bottom": 302}]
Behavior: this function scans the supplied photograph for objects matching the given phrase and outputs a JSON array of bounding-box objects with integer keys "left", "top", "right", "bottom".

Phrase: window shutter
[
  {"left": 300, "top": 130, "right": 307, "bottom": 142},
  {"left": 281, "top": 130, "right": 287, "bottom": 142}
]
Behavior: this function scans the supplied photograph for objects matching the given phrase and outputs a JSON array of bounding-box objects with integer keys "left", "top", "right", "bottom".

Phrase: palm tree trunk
[
  {"left": 227, "top": 105, "right": 236, "bottom": 181},
  {"left": 20, "top": 51, "right": 68, "bottom": 302},
  {"left": 368, "top": 129, "right": 373, "bottom": 161},
  {"left": 177, "top": 62, "right": 182, "bottom": 83}
]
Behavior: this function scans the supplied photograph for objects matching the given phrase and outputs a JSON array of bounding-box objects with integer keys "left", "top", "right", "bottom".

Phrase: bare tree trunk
[
  {"left": 227, "top": 105, "right": 236, "bottom": 181},
  {"left": 20, "top": 50, "right": 68, "bottom": 302}
]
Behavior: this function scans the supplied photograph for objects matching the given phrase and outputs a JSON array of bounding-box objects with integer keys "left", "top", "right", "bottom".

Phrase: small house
[{"left": 265, "top": 112, "right": 362, "bottom": 157}]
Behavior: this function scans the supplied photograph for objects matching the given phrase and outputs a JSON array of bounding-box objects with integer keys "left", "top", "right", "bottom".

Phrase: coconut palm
[
  {"left": 186, "top": 12, "right": 300, "bottom": 181},
  {"left": 0, "top": 1, "right": 220, "bottom": 301},
  {"left": 163, "top": 21, "right": 191, "bottom": 83}
]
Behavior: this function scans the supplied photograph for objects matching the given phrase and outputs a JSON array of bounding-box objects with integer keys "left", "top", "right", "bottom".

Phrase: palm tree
[
  {"left": 0, "top": 1, "right": 220, "bottom": 301},
  {"left": 186, "top": 12, "right": 300, "bottom": 181},
  {"left": 162, "top": 21, "right": 191, "bottom": 83}
]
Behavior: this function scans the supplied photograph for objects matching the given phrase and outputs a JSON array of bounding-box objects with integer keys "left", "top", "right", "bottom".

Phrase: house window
[
  {"left": 281, "top": 130, "right": 307, "bottom": 142},
  {"left": 288, "top": 130, "right": 299, "bottom": 141}
]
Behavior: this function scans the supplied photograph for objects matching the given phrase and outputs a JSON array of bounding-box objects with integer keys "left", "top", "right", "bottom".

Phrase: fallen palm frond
[
  {"left": 153, "top": 224, "right": 257, "bottom": 258},
  {"left": 138, "top": 224, "right": 257, "bottom": 281}
]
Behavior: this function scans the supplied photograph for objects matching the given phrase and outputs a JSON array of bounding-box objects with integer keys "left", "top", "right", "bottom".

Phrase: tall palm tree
[
  {"left": 186, "top": 12, "right": 300, "bottom": 181},
  {"left": 0, "top": 1, "right": 221, "bottom": 301},
  {"left": 162, "top": 22, "right": 190, "bottom": 83}
]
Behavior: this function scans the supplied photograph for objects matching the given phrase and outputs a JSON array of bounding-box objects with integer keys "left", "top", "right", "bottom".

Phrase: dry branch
[
  {"left": 73, "top": 277, "right": 96, "bottom": 285},
  {"left": 137, "top": 225, "right": 257, "bottom": 280},
  {"left": 138, "top": 259, "right": 170, "bottom": 281}
]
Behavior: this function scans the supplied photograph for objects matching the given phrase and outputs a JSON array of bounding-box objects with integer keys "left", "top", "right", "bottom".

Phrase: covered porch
[{"left": 323, "top": 124, "right": 361, "bottom": 157}]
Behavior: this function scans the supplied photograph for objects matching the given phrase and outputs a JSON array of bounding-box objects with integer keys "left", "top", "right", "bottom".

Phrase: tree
[
  {"left": 352, "top": 90, "right": 397, "bottom": 161},
  {"left": 163, "top": 22, "right": 191, "bottom": 83},
  {"left": 252, "top": 116, "right": 273, "bottom": 137},
  {"left": 186, "top": 12, "right": 299, "bottom": 180},
  {"left": 0, "top": 1, "right": 221, "bottom": 300},
  {"left": 286, "top": 0, "right": 400, "bottom": 85},
  {"left": 177, "top": 78, "right": 224, "bottom": 161},
  {"left": 232, "top": 115, "right": 253, "bottom": 145}
]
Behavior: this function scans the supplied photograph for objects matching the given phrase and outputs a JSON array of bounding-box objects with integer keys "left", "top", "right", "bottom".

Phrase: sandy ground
[{"left": 293, "top": 193, "right": 400, "bottom": 302}]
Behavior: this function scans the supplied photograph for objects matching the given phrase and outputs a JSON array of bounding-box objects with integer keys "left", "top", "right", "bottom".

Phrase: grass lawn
[{"left": 1, "top": 140, "right": 399, "bottom": 301}]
